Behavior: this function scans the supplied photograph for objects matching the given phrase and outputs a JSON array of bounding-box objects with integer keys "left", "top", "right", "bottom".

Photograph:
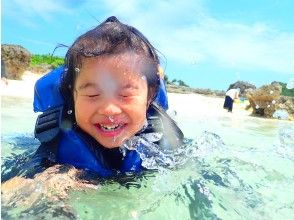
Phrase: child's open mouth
[
  {"left": 95, "top": 123, "right": 127, "bottom": 137},
  {"left": 100, "top": 123, "right": 121, "bottom": 131}
]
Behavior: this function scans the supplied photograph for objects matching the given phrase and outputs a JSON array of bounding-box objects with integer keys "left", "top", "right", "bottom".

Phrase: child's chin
[
  {"left": 97, "top": 139, "right": 124, "bottom": 149},
  {"left": 102, "top": 144, "right": 121, "bottom": 149}
]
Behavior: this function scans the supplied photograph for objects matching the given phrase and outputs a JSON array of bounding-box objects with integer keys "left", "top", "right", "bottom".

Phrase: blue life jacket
[
  {"left": 154, "top": 79, "right": 169, "bottom": 111},
  {"left": 33, "top": 66, "right": 182, "bottom": 177}
]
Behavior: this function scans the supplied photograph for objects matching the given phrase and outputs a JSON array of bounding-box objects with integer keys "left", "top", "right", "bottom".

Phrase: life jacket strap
[
  {"left": 35, "top": 106, "right": 63, "bottom": 143},
  {"left": 148, "top": 103, "right": 184, "bottom": 148},
  {"left": 143, "top": 116, "right": 164, "bottom": 134}
]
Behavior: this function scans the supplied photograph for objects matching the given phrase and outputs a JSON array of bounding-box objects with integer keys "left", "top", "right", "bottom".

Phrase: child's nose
[{"left": 97, "top": 100, "right": 122, "bottom": 116}]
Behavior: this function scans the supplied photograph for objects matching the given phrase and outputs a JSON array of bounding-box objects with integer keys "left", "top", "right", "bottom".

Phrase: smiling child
[{"left": 33, "top": 16, "right": 184, "bottom": 176}]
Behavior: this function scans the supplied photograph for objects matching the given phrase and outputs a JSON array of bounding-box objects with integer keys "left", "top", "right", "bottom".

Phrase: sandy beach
[
  {"left": 1, "top": 71, "right": 252, "bottom": 118},
  {"left": 1, "top": 71, "right": 43, "bottom": 98},
  {"left": 167, "top": 92, "right": 251, "bottom": 118}
]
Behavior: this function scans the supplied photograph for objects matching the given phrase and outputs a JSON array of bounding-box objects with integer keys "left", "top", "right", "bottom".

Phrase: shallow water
[{"left": 1, "top": 96, "right": 294, "bottom": 219}]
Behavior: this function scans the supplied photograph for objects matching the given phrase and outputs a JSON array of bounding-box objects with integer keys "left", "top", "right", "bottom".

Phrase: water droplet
[
  {"left": 108, "top": 115, "right": 114, "bottom": 122},
  {"left": 256, "top": 105, "right": 259, "bottom": 109},
  {"left": 67, "top": 110, "right": 73, "bottom": 114},
  {"left": 75, "top": 67, "right": 80, "bottom": 73},
  {"left": 112, "top": 135, "right": 117, "bottom": 143},
  {"left": 272, "top": 100, "right": 276, "bottom": 104},
  {"left": 130, "top": 210, "right": 138, "bottom": 218},
  {"left": 270, "top": 90, "right": 273, "bottom": 94},
  {"left": 267, "top": 105, "right": 271, "bottom": 108},
  {"left": 141, "top": 76, "right": 147, "bottom": 81}
]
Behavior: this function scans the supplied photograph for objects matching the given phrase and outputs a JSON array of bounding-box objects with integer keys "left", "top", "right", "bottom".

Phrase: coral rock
[
  {"left": 1, "top": 44, "right": 31, "bottom": 79},
  {"left": 246, "top": 83, "right": 282, "bottom": 118}
]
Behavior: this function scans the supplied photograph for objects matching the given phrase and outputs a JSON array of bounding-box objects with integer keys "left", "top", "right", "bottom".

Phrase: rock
[
  {"left": 246, "top": 83, "right": 282, "bottom": 118},
  {"left": 29, "top": 64, "right": 53, "bottom": 75},
  {"left": 1, "top": 59, "right": 6, "bottom": 78},
  {"left": 1, "top": 165, "right": 98, "bottom": 218},
  {"left": 277, "top": 96, "right": 294, "bottom": 120},
  {"left": 166, "top": 84, "right": 225, "bottom": 97},
  {"left": 232, "top": 81, "right": 294, "bottom": 120},
  {"left": 1, "top": 44, "right": 31, "bottom": 79},
  {"left": 227, "top": 81, "right": 256, "bottom": 97},
  {"left": 246, "top": 84, "right": 281, "bottom": 117}
]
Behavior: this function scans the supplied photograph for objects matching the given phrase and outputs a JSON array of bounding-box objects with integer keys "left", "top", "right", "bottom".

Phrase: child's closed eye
[
  {"left": 119, "top": 94, "right": 131, "bottom": 98},
  {"left": 118, "top": 92, "right": 138, "bottom": 102},
  {"left": 118, "top": 90, "right": 137, "bottom": 98},
  {"left": 87, "top": 94, "right": 100, "bottom": 98},
  {"left": 79, "top": 93, "right": 101, "bottom": 99}
]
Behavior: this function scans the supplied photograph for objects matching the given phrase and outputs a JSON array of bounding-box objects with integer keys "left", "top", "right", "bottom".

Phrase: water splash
[
  {"left": 276, "top": 127, "right": 294, "bottom": 160},
  {"left": 273, "top": 109, "right": 289, "bottom": 120},
  {"left": 279, "top": 127, "right": 294, "bottom": 147},
  {"left": 197, "top": 181, "right": 213, "bottom": 201},
  {"left": 120, "top": 130, "right": 225, "bottom": 170},
  {"left": 121, "top": 132, "right": 173, "bottom": 170}
]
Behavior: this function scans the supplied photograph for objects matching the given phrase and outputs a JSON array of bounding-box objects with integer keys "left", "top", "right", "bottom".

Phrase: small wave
[
  {"left": 1, "top": 133, "right": 40, "bottom": 151},
  {"left": 276, "top": 127, "right": 294, "bottom": 160}
]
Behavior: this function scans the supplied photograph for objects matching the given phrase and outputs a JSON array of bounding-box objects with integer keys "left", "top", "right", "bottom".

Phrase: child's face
[{"left": 74, "top": 52, "right": 149, "bottom": 148}]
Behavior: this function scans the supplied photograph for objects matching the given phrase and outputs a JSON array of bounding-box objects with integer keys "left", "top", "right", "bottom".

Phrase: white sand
[
  {"left": 1, "top": 71, "right": 252, "bottom": 117},
  {"left": 1, "top": 71, "right": 42, "bottom": 98},
  {"left": 167, "top": 93, "right": 252, "bottom": 119}
]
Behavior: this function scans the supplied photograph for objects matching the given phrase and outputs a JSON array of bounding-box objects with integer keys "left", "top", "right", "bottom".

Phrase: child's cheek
[{"left": 75, "top": 99, "right": 93, "bottom": 121}]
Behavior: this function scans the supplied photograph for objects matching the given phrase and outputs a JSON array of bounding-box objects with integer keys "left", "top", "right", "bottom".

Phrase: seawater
[{"left": 1, "top": 96, "right": 294, "bottom": 220}]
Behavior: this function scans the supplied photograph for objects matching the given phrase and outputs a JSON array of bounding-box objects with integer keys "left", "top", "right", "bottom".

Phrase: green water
[{"left": 1, "top": 96, "right": 294, "bottom": 219}]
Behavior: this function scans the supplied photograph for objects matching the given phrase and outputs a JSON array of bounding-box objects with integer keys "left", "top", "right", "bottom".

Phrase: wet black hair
[{"left": 60, "top": 16, "right": 160, "bottom": 117}]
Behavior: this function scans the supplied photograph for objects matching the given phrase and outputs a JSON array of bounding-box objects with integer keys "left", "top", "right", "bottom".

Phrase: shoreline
[
  {"left": 1, "top": 71, "right": 292, "bottom": 122},
  {"left": 0, "top": 71, "right": 252, "bottom": 119}
]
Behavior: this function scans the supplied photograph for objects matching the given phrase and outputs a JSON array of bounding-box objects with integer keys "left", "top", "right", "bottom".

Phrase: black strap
[
  {"left": 34, "top": 107, "right": 63, "bottom": 143},
  {"left": 147, "top": 103, "right": 184, "bottom": 148}
]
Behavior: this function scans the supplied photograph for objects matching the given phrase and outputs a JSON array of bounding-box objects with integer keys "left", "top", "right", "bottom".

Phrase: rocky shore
[{"left": 167, "top": 84, "right": 226, "bottom": 97}]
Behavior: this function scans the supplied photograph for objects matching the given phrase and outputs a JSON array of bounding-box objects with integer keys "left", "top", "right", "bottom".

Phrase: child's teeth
[{"left": 101, "top": 124, "right": 119, "bottom": 130}]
